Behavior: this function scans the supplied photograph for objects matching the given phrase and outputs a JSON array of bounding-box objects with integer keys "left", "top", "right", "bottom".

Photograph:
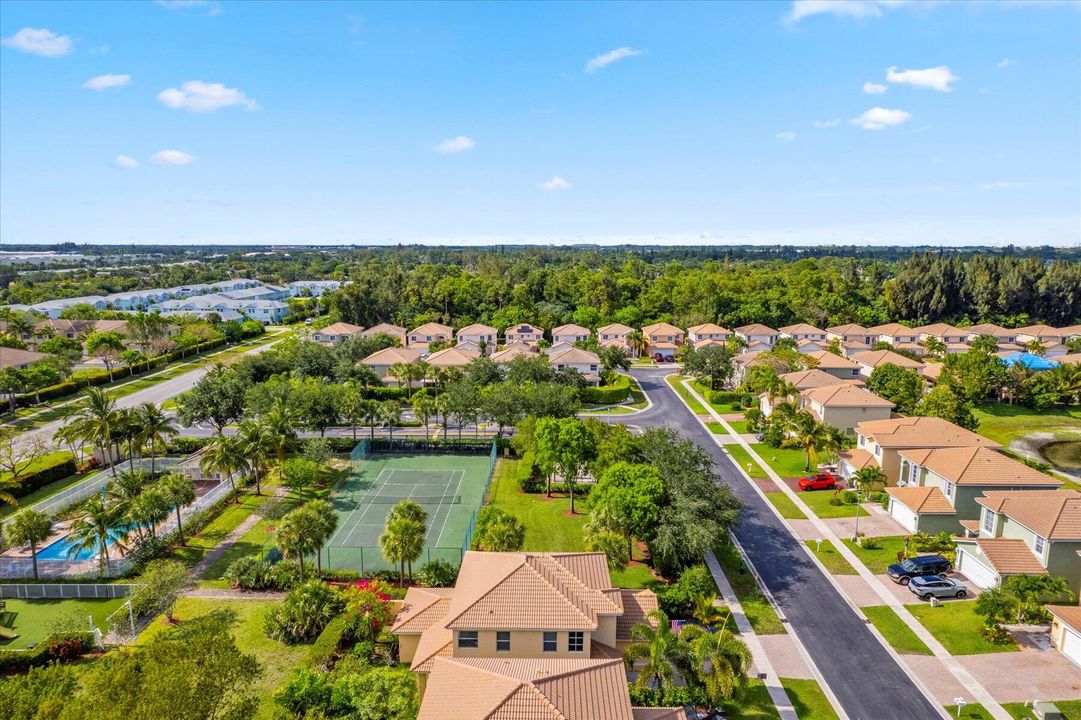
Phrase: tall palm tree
[
  {"left": 626, "top": 330, "right": 648, "bottom": 359},
  {"left": 127, "top": 486, "right": 170, "bottom": 539},
  {"left": 307, "top": 498, "right": 339, "bottom": 575},
  {"left": 378, "top": 400, "right": 402, "bottom": 445},
  {"left": 923, "top": 337, "right": 947, "bottom": 359},
  {"left": 623, "top": 609, "right": 696, "bottom": 691},
  {"left": 135, "top": 402, "right": 177, "bottom": 477},
  {"left": 158, "top": 472, "right": 196, "bottom": 542},
  {"left": 781, "top": 410, "right": 832, "bottom": 471},
  {"left": 4, "top": 509, "right": 53, "bottom": 580},
  {"left": 236, "top": 419, "right": 272, "bottom": 495},
  {"left": 1005, "top": 575, "right": 1075, "bottom": 623},
  {"left": 681, "top": 625, "right": 752, "bottom": 710},
  {"left": 113, "top": 407, "right": 141, "bottom": 473},
  {"left": 412, "top": 394, "right": 436, "bottom": 441},
  {"left": 388, "top": 501, "right": 428, "bottom": 580},
  {"left": 379, "top": 515, "right": 424, "bottom": 587},
  {"left": 201, "top": 433, "right": 249, "bottom": 503},
  {"left": 262, "top": 397, "right": 300, "bottom": 467},
  {"left": 339, "top": 383, "right": 366, "bottom": 441},
  {"left": 63, "top": 387, "right": 119, "bottom": 476},
  {"left": 362, "top": 398, "right": 380, "bottom": 440},
  {"left": 276, "top": 505, "right": 322, "bottom": 580},
  {"left": 66, "top": 495, "right": 129, "bottom": 577},
  {"left": 106, "top": 470, "right": 147, "bottom": 515}
]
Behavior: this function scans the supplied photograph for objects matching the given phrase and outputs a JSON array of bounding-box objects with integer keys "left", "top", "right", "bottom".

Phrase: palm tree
[
  {"left": 623, "top": 609, "right": 696, "bottom": 691},
  {"left": 379, "top": 515, "right": 424, "bottom": 587},
  {"left": 128, "top": 486, "right": 170, "bottom": 539},
  {"left": 389, "top": 362, "right": 409, "bottom": 392},
  {"left": 412, "top": 394, "right": 436, "bottom": 441},
  {"left": 262, "top": 397, "right": 300, "bottom": 467},
  {"left": 681, "top": 625, "right": 752, "bottom": 710},
  {"left": 339, "top": 383, "right": 366, "bottom": 441},
  {"left": 276, "top": 506, "right": 321, "bottom": 581},
  {"left": 851, "top": 466, "right": 886, "bottom": 495},
  {"left": 158, "top": 472, "right": 196, "bottom": 542},
  {"left": 378, "top": 400, "right": 402, "bottom": 446},
  {"left": 1051, "top": 364, "right": 1081, "bottom": 405},
  {"left": 781, "top": 410, "right": 831, "bottom": 471},
  {"left": 923, "top": 337, "right": 947, "bottom": 359},
  {"left": 201, "top": 433, "right": 249, "bottom": 503},
  {"left": 388, "top": 501, "right": 428, "bottom": 581},
  {"left": 106, "top": 470, "right": 147, "bottom": 515},
  {"left": 1005, "top": 575, "right": 1075, "bottom": 623},
  {"left": 66, "top": 495, "right": 129, "bottom": 577},
  {"left": 820, "top": 424, "right": 850, "bottom": 467},
  {"left": 362, "top": 398, "right": 380, "bottom": 440},
  {"left": 307, "top": 498, "right": 339, "bottom": 575},
  {"left": 113, "top": 407, "right": 140, "bottom": 473},
  {"left": 63, "top": 387, "right": 119, "bottom": 476},
  {"left": 691, "top": 593, "right": 730, "bottom": 631},
  {"left": 626, "top": 330, "right": 648, "bottom": 359},
  {"left": 236, "top": 419, "right": 272, "bottom": 495},
  {"left": 135, "top": 402, "right": 177, "bottom": 477},
  {"left": 4, "top": 509, "right": 53, "bottom": 580}
]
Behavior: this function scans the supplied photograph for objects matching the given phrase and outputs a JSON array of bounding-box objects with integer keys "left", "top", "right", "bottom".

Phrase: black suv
[{"left": 886, "top": 554, "right": 952, "bottom": 585}]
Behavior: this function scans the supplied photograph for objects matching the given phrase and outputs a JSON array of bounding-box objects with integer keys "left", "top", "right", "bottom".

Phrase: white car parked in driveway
[{"left": 908, "top": 575, "right": 969, "bottom": 601}]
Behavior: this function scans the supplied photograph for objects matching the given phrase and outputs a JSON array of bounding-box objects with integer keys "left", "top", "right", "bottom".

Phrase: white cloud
[
  {"left": 813, "top": 118, "right": 841, "bottom": 128},
  {"left": 1, "top": 28, "right": 72, "bottom": 57},
  {"left": 886, "top": 65, "right": 958, "bottom": 92},
  {"left": 112, "top": 155, "right": 138, "bottom": 169},
  {"left": 538, "top": 176, "right": 571, "bottom": 191},
  {"left": 83, "top": 73, "right": 131, "bottom": 90},
  {"left": 776, "top": 131, "right": 797, "bottom": 142},
  {"left": 851, "top": 107, "right": 912, "bottom": 129},
  {"left": 981, "top": 181, "right": 1022, "bottom": 190},
  {"left": 157, "top": 81, "right": 257, "bottom": 112},
  {"left": 585, "top": 47, "right": 643, "bottom": 73},
  {"left": 150, "top": 150, "right": 196, "bottom": 166},
  {"left": 997, "top": 57, "right": 1016, "bottom": 68},
  {"left": 156, "top": 0, "right": 221, "bottom": 15},
  {"left": 785, "top": 1, "right": 912, "bottom": 24},
  {"left": 433, "top": 136, "right": 476, "bottom": 154},
  {"left": 863, "top": 81, "right": 888, "bottom": 94}
]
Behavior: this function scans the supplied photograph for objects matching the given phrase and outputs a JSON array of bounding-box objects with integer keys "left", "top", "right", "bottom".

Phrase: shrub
[
  {"left": 841, "top": 490, "right": 859, "bottom": 505},
  {"left": 417, "top": 559, "right": 459, "bottom": 588},
  {"left": 828, "top": 497, "right": 844, "bottom": 507},
  {"left": 6, "top": 454, "right": 77, "bottom": 499},
  {"left": 859, "top": 537, "right": 882, "bottom": 550},
  {"left": 868, "top": 491, "right": 888, "bottom": 504},
  {"left": 342, "top": 581, "right": 395, "bottom": 643},
  {"left": 260, "top": 496, "right": 294, "bottom": 521},
  {"left": 578, "top": 379, "right": 630, "bottom": 405},
  {"left": 359, "top": 386, "right": 409, "bottom": 402},
  {"left": 264, "top": 580, "right": 345, "bottom": 644},
  {"left": 516, "top": 451, "right": 544, "bottom": 493},
  {"left": 978, "top": 623, "right": 1013, "bottom": 645},
  {"left": 307, "top": 614, "right": 351, "bottom": 670},
  {"left": 275, "top": 666, "right": 333, "bottom": 716},
  {"left": 657, "top": 565, "right": 716, "bottom": 618},
  {"left": 166, "top": 436, "right": 211, "bottom": 454},
  {"left": 708, "top": 390, "right": 742, "bottom": 406},
  {"left": 224, "top": 556, "right": 276, "bottom": 590}
]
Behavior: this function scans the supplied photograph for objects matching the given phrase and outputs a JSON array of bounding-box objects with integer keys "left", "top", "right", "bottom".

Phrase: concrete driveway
[{"left": 825, "top": 505, "right": 908, "bottom": 539}]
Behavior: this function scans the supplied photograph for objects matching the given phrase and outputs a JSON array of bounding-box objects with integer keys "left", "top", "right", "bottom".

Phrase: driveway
[{"left": 825, "top": 506, "right": 908, "bottom": 539}]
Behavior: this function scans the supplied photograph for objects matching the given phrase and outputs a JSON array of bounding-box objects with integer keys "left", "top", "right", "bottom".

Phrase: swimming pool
[{"left": 35, "top": 528, "right": 129, "bottom": 561}]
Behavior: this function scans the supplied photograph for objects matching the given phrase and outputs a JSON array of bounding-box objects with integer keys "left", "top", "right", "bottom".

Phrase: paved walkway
[
  {"left": 682, "top": 379, "right": 1011, "bottom": 720},
  {"left": 190, "top": 487, "right": 287, "bottom": 579}
]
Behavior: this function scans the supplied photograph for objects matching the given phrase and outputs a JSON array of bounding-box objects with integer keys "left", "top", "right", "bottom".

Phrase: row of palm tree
[
  {"left": 57, "top": 388, "right": 178, "bottom": 477},
  {"left": 276, "top": 499, "right": 339, "bottom": 580},
  {"left": 760, "top": 402, "right": 849, "bottom": 472}
]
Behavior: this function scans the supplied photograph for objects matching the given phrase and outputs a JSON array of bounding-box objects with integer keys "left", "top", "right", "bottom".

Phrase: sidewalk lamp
[
  {"left": 852, "top": 488, "right": 862, "bottom": 544},
  {"left": 953, "top": 698, "right": 966, "bottom": 718}
]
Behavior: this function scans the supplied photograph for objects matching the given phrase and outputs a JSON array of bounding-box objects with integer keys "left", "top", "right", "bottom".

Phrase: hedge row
[
  {"left": 7, "top": 453, "right": 77, "bottom": 500},
  {"left": 358, "top": 386, "right": 443, "bottom": 402},
  {"left": 579, "top": 376, "right": 631, "bottom": 405}
]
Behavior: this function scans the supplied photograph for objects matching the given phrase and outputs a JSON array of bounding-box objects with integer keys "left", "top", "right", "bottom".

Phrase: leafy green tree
[
  {"left": 176, "top": 365, "right": 248, "bottom": 433},
  {"left": 534, "top": 416, "right": 595, "bottom": 513},
  {"left": 682, "top": 345, "right": 735, "bottom": 390},
  {"left": 681, "top": 625, "right": 752, "bottom": 709},
  {"left": 281, "top": 457, "right": 322, "bottom": 499},
  {"left": 307, "top": 498, "right": 339, "bottom": 574},
  {"left": 914, "top": 385, "right": 978, "bottom": 431},
  {"left": 128, "top": 485, "right": 171, "bottom": 539},
  {"left": 236, "top": 419, "right": 273, "bottom": 495},
  {"left": 584, "top": 527, "right": 629, "bottom": 571},
  {"left": 378, "top": 399, "right": 402, "bottom": 444},
  {"left": 130, "top": 560, "right": 195, "bottom": 623},
  {"left": 328, "top": 666, "right": 419, "bottom": 720},
  {"left": 292, "top": 378, "right": 341, "bottom": 436},
  {"left": 4, "top": 509, "right": 53, "bottom": 580},
  {"left": 599, "top": 345, "right": 631, "bottom": 373},
  {"left": 444, "top": 379, "right": 481, "bottom": 440},
  {"left": 339, "top": 382, "right": 367, "bottom": 440},
  {"left": 412, "top": 391, "right": 438, "bottom": 440},
  {"left": 473, "top": 506, "right": 526, "bottom": 552},
  {"left": 84, "top": 330, "right": 125, "bottom": 381},
  {"left": 866, "top": 363, "right": 924, "bottom": 413},
  {"left": 1004, "top": 575, "right": 1075, "bottom": 623},
  {"left": 261, "top": 397, "right": 300, "bottom": 466},
  {"left": 588, "top": 462, "right": 667, "bottom": 558}
]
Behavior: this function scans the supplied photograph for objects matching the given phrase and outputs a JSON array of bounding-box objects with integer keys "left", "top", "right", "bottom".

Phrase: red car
[{"left": 798, "top": 473, "right": 839, "bottom": 491}]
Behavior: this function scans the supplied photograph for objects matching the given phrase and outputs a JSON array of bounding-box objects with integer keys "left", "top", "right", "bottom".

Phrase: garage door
[
  {"left": 888, "top": 498, "right": 918, "bottom": 533},
  {"left": 957, "top": 548, "right": 999, "bottom": 589},
  {"left": 1063, "top": 627, "right": 1081, "bottom": 668}
]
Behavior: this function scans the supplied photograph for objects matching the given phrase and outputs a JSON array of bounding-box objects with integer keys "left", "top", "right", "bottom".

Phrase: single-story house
[
  {"left": 361, "top": 323, "right": 407, "bottom": 345},
  {"left": 454, "top": 323, "right": 498, "bottom": 354},
  {"left": 504, "top": 323, "right": 545, "bottom": 347},
  {"left": 779, "top": 323, "right": 827, "bottom": 343},
  {"left": 311, "top": 322, "right": 364, "bottom": 345},
  {"left": 549, "top": 348, "right": 601, "bottom": 385},
  {"left": 360, "top": 346, "right": 423, "bottom": 382},
  {"left": 848, "top": 416, "right": 1000, "bottom": 485},
  {"left": 0, "top": 347, "right": 51, "bottom": 370},
  {"left": 407, "top": 322, "right": 453, "bottom": 351},
  {"left": 1047, "top": 605, "right": 1081, "bottom": 668},
  {"left": 490, "top": 345, "right": 534, "bottom": 364},
  {"left": 734, "top": 323, "right": 778, "bottom": 351},
  {"left": 798, "top": 384, "right": 894, "bottom": 434},
  {"left": 850, "top": 349, "right": 925, "bottom": 378},
  {"left": 551, "top": 324, "right": 591, "bottom": 346},
  {"left": 687, "top": 323, "right": 730, "bottom": 345},
  {"left": 955, "top": 490, "right": 1081, "bottom": 595}
]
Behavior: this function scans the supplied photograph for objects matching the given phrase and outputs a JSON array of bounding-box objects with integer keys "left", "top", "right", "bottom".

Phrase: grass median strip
[
  {"left": 780, "top": 678, "right": 840, "bottom": 720},
  {"left": 667, "top": 375, "right": 708, "bottom": 414},
  {"left": 861, "top": 605, "right": 932, "bottom": 655},
  {"left": 724, "top": 444, "right": 768, "bottom": 478},
  {"left": 804, "top": 539, "right": 856, "bottom": 574},
  {"left": 714, "top": 542, "right": 786, "bottom": 635},
  {"left": 767, "top": 492, "right": 808, "bottom": 520},
  {"left": 840, "top": 536, "right": 906, "bottom": 574}
]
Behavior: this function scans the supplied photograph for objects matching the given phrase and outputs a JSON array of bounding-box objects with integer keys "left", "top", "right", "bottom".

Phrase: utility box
[{"left": 1031, "top": 701, "right": 1064, "bottom": 720}]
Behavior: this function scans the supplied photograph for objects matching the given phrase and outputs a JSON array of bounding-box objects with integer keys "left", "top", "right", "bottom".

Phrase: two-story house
[
  {"left": 454, "top": 323, "right": 498, "bottom": 354},
  {"left": 798, "top": 384, "right": 894, "bottom": 434},
  {"left": 408, "top": 322, "right": 453, "bottom": 351},
  {"left": 913, "top": 323, "right": 970, "bottom": 354},
  {"left": 955, "top": 490, "right": 1081, "bottom": 595},
  {"left": 360, "top": 323, "right": 407, "bottom": 346},
  {"left": 840, "top": 416, "right": 1000, "bottom": 486},
  {"left": 393, "top": 552, "right": 670, "bottom": 706},
  {"left": 597, "top": 323, "right": 635, "bottom": 354},
  {"left": 641, "top": 322, "right": 684, "bottom": 359},
  {"left": 549, "top": 348, "right": 601, "bottom": 385},
  {"left": 490, "top": 344, "right": 534, "bottom": 364},
  {"left": 311, "top": 322, "right": 364, "bottom": 346},
  {"left": 779, "top": 323, "right": 827, "bottom": 344},
  {"left": 426, "top": 346, "right": 480, "bottom": 370},
  {"left": 962, "top": 323, "right": 1017, "bottom": 346},
  {"left": 826, "top": 323, "right": 873, "bottom": 349},
  {"left": 1013, "top": 324, "right": 1063, "bottom": 346},
  {"left": 687, "top": 323, "right": 730, "bottom": 348},
  {"left": 850, "top": 349, "right": 925, "bottom": 378},
  {"left": 359, "top": 346, "right": 423, "bottom": 382},
  {"left": 505, "top": 323, "right": 545, "bottom": 347},
  {"left": 884, "top": 447, "right": 1062, "bottom": 535},
  {"left": 803, "top": 350, "right": 864, "bottom": 381},
  {"left": 734, "top": 324, "right": 779, "bottom": 353},
  {"left": 866, "top": 322, "right": 921, "bottom": 351},
  {"left": 551, "top": 323, "right": 591, "bottom": 346}
]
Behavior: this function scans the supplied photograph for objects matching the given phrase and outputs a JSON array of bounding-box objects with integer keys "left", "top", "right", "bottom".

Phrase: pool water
[{"left": 35, "top": 528, "right": 129, "bottom": 561}]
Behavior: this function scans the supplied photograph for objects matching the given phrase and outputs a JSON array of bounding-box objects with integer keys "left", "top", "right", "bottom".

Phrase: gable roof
[
  {"left": 976, "top": 490, "right": 1081, "bottom": 540},
  {"left": 779, "top": 323, "right": 825, "bottom": 335},
  {"left": 826, "top": 323, "right": 868, "bottom": 335},
  {"left": 552, "top": 323, "right": 591, "bottom": 336},
  {"left": 801, "top": 384, "right": 894, "bottom": 408},
  {"left": 780, "top": 369, "right": 864, "bottom": 390},
  {"left": 688, "top": 323, "right": 730, "bottom": 335},
  {"left": 734, "top": 323, "right": 778, "bottom": 336},
  {"left": 1014, "top": 324, "right": 1061, "bottom": 338},
  {"left": 456, "top": 323, "right": 498, "bottom": 336},
  {"left": 886, "top": 486, "right": 956, "bottom": 514},
  {"left": 866, "top": 322, "right": 915, "bottom": 335},
  {"left": 360, "top": 346, "right": 423, "bottom": 366},
  {"left": 962, "top": 538, "right": 1048, "bottom": 576},
  {"left": 1056, "top": 353, "right": 1081, "bottom": 366},
  {"left": 850, "top": 349, "right": 924, "bottom": 370},
  {"left": 549, "top": 348, "right": 600, "bottom": 365},
  {"left": 410, "top": 322, "right": 453, "bottom": 336},
  {"left": 597, "top": 323, "right": 634, "bottom": 335},
  {"left": 963, "top": 323, "right": 1012, "bottom": 337},
  {"left": 898, "top": 447, "right": 1062, "bottom": 487},
  {"left": 803, "top": 350, "right": 861, "bottom": 370},
  {"left": 0, "top": 347, "right": 50, "bottom": 369},
  {"left": 912, "top": 322, "right": 965, "bottom": 337},
  {"left": 642, "top": 322, "right": 683, "bottom": 336},
  {"left": 491, "top": 345, "right": 535, "bottom": 363},
  {"left": 392, "top": 587, "right": 457, "bottom": 634},
  {"left": 505, "top": 323, "right": 544, "bottom": 335},
  {"left": 1047, "top": 605, "right": 1081, "bottom": 634},
  {"left": 855, "top": 416, "right": 1000, "bottom": 450},
  {"left": 616, "top": 589, "right": 658, "bottom": 642},
  {"left": 361, "top": 322, "right": 406, "bottom": 337},
  {"left": 427, "top": 346, "right": 481, "bottom": 367},
  {"left": 316, "top": 322, "right": 363, "bottom": 336}
]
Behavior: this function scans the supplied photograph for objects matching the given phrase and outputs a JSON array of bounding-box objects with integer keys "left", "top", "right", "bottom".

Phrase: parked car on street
[
  {"left": 797, "top": 473, "right": 839, "bottom": 491},
  {"left": 908, "top": 575, "right": 969, "bottom": 600},
  {"left": 886, "top": 554, "right": 952, "bottom": 585}
]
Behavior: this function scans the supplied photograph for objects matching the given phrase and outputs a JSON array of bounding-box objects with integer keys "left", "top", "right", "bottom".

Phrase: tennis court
[{"left": 320, "top": 442, "right": 496, "bottom": 573}]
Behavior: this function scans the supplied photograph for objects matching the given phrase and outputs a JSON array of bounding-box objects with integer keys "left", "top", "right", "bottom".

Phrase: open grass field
[
  {"left": 804, "top": 540, "right": 856, "bottom": 574},
  {"left": 795, "top": 489, "right": 865, "bottom": 519},
  {"left": 750, "top": 444, "right": 816, "bottom": 478},
  {"left": 727, "top": 418, "right": 752, "bottom": 434},
  {"left": 971, "top": 403, "right": 1081, "bottom": 446},
  {"left": 713, "top": 543, "right": 786, "bottom": 635},
  {"left": 861, "top": 605, "right": 932, "bottom": 655},
  {"left": 781, "top": 678, "right": 840, "bottom": 720},
  {"left": 841, "top": 536, "right": 907, "bottom": 574},
  {"left": 0, "top": 597, "right": 126, "bottom": 649},
  {"left": 485, "top": 459, "right": 655, "bottom": 588},
  {"left": 907, "top": 600, "right": 1019, "bottom": 655},
  {"left": 138, "top": 597, "right": 309, "bottom": 720}
]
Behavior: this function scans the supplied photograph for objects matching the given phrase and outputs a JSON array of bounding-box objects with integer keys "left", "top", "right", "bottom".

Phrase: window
[
  {"left": 568, "top": 631, "right": 584, "bottom": 652},
  {"left": 1033, "top": 535, "right": 1046, "bottom": 555},
  {"left": 874, "top": 445, "right": 881, "bottom": 457},
  {"left": 944, "top": 481, "right": 954, "bottom": 499},
  {"left": 496, "top": 631, "right": 511, "bottom": 653},
  {"left": 910, "top": 464, "right": 919, "bottom": 484},
  {"left": 457, "top": 631, "right": 478, "bottom": 649},
  {"left": 543, "top": 632, "right": 557, "bottom": 653},
  {"left": 982, "top": 510, "right": 996, "bottom": 535}
]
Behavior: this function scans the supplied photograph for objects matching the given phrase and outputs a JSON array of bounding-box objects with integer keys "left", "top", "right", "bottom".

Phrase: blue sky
[{"left": 1, "top": 0, "right": 1079, "bottom": 247}]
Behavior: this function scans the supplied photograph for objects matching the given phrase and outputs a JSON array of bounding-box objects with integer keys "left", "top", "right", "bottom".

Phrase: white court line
[
  {"left": 329, "top": 465, "right": 393, "bottom": 546},
  {"left": 420, "top": 469, "right": 456, "bottom": 545},
  {"left": 431, "top": 469, "right": 465, "bottom": 548}
]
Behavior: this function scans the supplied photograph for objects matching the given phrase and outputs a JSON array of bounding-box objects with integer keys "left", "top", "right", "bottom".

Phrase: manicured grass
[
  {"left": 728, "top": 418, "right": 751, "bottom": 434},
  {"left": 721, "top": 678, "right": 781, "bottom": 720},
  {"left": 690, "top": 380, "right": 746, "bottom": 413},
  {"left": 1004, "top": 701, "right": 1081, "bottom": 719},
  {"left": 971, "top": 403, "right": 1081, "bottom": 447},
  {"left": 713, "top": 543, "right": 786, "bottom": 635},
  {"left": 725, "top": 444, "right": 768, "bottom": 478},
  {"left": 796, "top": 488, "right": 861, "bottom": 519},
  {"left": 0, "top": 597, "right": 126, "bottom": 649},
  {"left": 667, "top": 375, "right": 708, "bottom": 414},
  {"left": 0, "top": 461, "right": 97, "bottom": 520},
  {"left": 804, "top": 539, "right": 856, "bottom": 574},
  {"left": 198, "top": 515, "right": 280, "bottom": 588},
  {"left": 707, "top": 421, "right": 729, "bottom": 434},
  {"left": 862, "top": 605, "right": 932, "bottom": 655},
  {"left": 171, "top": 491, "right": 270, "bottom": 566},
  {"left": 139, "top": 597, "right": 310, "bottom": 720},
  {"left": 781, "top": 678, "right": 840, "bottom": 720},
  {"left": 580, "top": 404, "right": 638, "bottom": 415},
  {"left": 767, "top": 492, "right": 808, "bottom": 520},
  {"left": 946, "top": 704, "right": 995, "bottom": 720},
  {"left": 908, "top": 600, "right": 1020, "bottom": 655},
  {"left": 840, "top": 536, "right": 907, "bottom": 574},
  {"left": 751, "top": 443, "right": 816, "bottom": 478}
]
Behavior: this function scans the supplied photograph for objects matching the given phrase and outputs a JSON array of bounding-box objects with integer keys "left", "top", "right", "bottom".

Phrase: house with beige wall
[
  {"left": 549, "top": 347, "right": 602, "bottom": 384},
  {"left": 779, "top": 323, "right": 827, "bottom": 343},
  {"left": 734, "top": 323, "right": 778, "bottom": 351},
  {"left": 551, "top": 323, "right": 591, "bottom": 346},
  {"left": 962, "top": 323, "right": 1017, "bottom": 345},
  {"left": 1014, "top": 324, "right": 1062, "bottom": 345},
  {"left": 850, "top": 349, "right": 925, "bottom": 378},
  {"left": 505, "top": 323, "right": 545, "bottom": 347},
  {"left": 803, "top": 350, "right": 863, "bottom": 381},
  {"left": 1047, "top": 605, "right": 1081, "bottom": 668},
  {"left": 641, "top": 322, "right": 684, "bottom": 357},
  {"left": 454, "top": 323, "right": 497, "bottom": 353},
  {"left": 407, "top": 322, "right": 453, "bottom": 351},
  {"left": 426, "top": 346, "right": 480, "bottom": 370},
  {"left": 359, "top": 346, "right": 423, "bottom": 382},
  {"left": 311, "top": 321, "right": 363, "bottom": 345},
  {"left": 798, "top": 384, "right": 894, "bottom": 434},
  {"left": 360, "top": 322, "right": 407, "bottom": 345},
  {"left": 826, "top": 323, "right": 873, "bottom": 349},
  {"left": 913, "top": 322, "right": 969, "bottom": 351},
  {"left": 866, "top": 322, "right": 920, "bottom": 347},
  {"left": 687, "top": 323, "right": 730, "bottom": 345},
  {"left": 598, "top": 323, "right": 635, "bottom": 353}
]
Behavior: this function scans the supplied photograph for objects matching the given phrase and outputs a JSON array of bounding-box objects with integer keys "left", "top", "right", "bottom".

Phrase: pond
[{"left": 1039, "top": 440, "right": 1081, "bottom": 470}]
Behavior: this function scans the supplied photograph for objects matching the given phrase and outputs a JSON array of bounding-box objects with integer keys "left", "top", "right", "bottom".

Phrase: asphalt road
[{"left": 622, "top": 369, "right": 942, "bottom": 720}]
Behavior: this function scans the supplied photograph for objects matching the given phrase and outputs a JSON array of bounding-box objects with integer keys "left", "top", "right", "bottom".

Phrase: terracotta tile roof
[
  {"left": 801, "top": 384, "right": 894, "bottom": 408},
  {"left": 642, "top": 322, "right": 684, "bottom": 336},
  {"left": 912, "top": 323, "right": 965, "bottom": 337},
  {"left": 779, "top": 323, "right": 826, "bottom": 335},
  {"left": 505, "top": 323, "right": 545, "bottom": 335},
  {"left": 959, "top": 519, "right": 981, "bottom": 535},
  {"left": 964, "top": 538, "right": 1048, "bottom": 576},
  {"left": 1058, "top": 325, "right": 1081, "bottom": 337},
  {"left": 548, "top": 552, "right": 611, "bottom": 589},
  {"left": 0, "top": 347, "right": 50, "bottom": 369},
  {"left": 1057, "top": 353, "right": 1081, "bottom": 365},
  {"left": 1047, "top": 605, "right": 1081, "bottom": 633},
  {"left": 850, "top": 349, "right": 925, "bottom": 370},
  {"left": 632, "top": 709, "right": 687, "bottom": 720},
  {"left": 616, "top": 589, "right": 659, "bottom": 642},
  {"left": 781, "top": 369, "right": 864, "bottom": 390},
  {"left": 855, "top": 416, "right": 999, "bottom": 449},
  {"left": 590, "top": 640, "right": 623, "bottom": 659},
  {"left": 552, "top": 324, "right": 591, "bottom": 336},
  {"left": 548, "top": 348, "right": 601, "bottom": 365},
  {"left": 598, "top": 323, "right": 634, "bottom": 335},
  {"left": 316, "top": 321, "right": 363, "bottom": 335},
  {"left": 898, "top": 447, "right": 1062, "bottom": 487},
  {"left": 694, "top": 338, "right": 726, "bottom": 349},
  {"left": 886, "top": 487, "right": 956, "bottom": 514},
  {"left": 803, "top": 350, "right": 861, "bottom": 370},
  {"left": 688, "top": 323, "right": 730, "bottom": 335},
  {"left": 866, "top": 322, "right": 915, "bottom": 335},
  {"left": 826, "top": 323, "right": 868, "bottom": 335},
  {"left": 361, "top": 322, "right": 406, "bottom": 337},
  {"left": 392, "top": 587, "right": 456, "bottom": 634},
  {"left": 491, "top": 345, "right": 535, "bottom": 363},
  {"left": 1014, "top": 324, "right": 1061, "bottom": 338},
  {"left": 410, "top": 322, "right": 453, "bottom": 336},
  {"left": 839, "top": 448, "right": 876, "bottom": 471},
  {"left": 733, "top": 350, "right": 768, "bottom": 367},
  {"left": 427, "top": 346, "right": 481, "bottom": 367},
  {"left": 735, "top": 323, "right": 779, "bottom": 336},
  {"left": 410, "top": 625, "right": 454, "bottom": 672},
  {"left": 457, "top": 323, "right": 498, "bottom": 336},
  {"left": 921, "top": 362, "right": 944, "bottom": 382},
  {"left": 360, "top": 346, "right": 423, "bottom": 366},
  {"left": 963, "top": 323, "right": 1010, "bottom": 337},
  {"left": 975, "top": 490, "right": 1081, "bottom": 540}
]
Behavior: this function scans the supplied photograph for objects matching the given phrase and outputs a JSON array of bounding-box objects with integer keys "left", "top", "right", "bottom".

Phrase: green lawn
[
  {"left": 171, "top": 491, "right": 271, "bottom": 566},
  {"left": 486, "top": 459, "right": 656, "bottom": 589},
  {"left": 1005, "top": 701, "right": 1081, "bottom": 719},
  {"left": 667, "top": 375, "right": 708, "bottom": 414},
  {"left": 767, "top": 492, "right": 808, "bottom": 520},
  {"left": 0, "top": 455, "right": 95, "bottom": 520},
  {"left": 713, "top": 543, "right": 786, "bottom": 635},
  {"left": 725, "top": 445, "right": 768, "bottom": 478},
  {"left": 138, "top": 597, "right": 309, "bottom": 720},
  {"left": 804, "top": 540, "right": 856, "bottom": 574},
  {"left": 781, "top": 678, "right": 840, "bottom": 720},
  {"left": 690, "top": 380, "right": 746, "bottom": 413},
  {"left": 841, "top": 536, "right": 907, "bottom": 574},
  {"left": 908, "top": 600, "right": 1020, "bottom": 655},
  {"left": 198, "top": 515, "right": 280, "bottom": 588},
  {"left": 0, "top": 597, "right": 126, "bottom": 649},
  {"left": 971, "top": 403, "right": 1081, "bottom": 446},
  {"left": 707, "top": 421, "right": 729, "bottom": 434},
  {"left": 728, "top": 418, "right": 751, "bottom": 435},
  {"left": 861, "top": 605, "right": 932, "bottom": 655},
  {"left": 750, "top": 444, "right": 816, "bottom": 478},
  {"left": 721, "top": 678, "right": 781, "bottom": 720},
  {"left": 946, "top": 704, "right": 996, "bottom": 720}
]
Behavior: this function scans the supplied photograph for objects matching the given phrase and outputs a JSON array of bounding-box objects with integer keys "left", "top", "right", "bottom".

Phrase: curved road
[{"left": 622, "top": 369, "right": 942, "bottom": 720}]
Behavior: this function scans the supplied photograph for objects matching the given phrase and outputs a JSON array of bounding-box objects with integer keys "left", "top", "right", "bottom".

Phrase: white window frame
[
  {"left": 567, "top": 631, "right": 584, "bottom": 653},
  {"left": 982, "top": 510, "right": 996, "bottom": 535},
  {"left": 1033, "top": 535, "right": 1046, "bottom": 556},
  {"left": 496, "top": 631, "right": 511, "bottom": 653},
  {"left": 542, "top": 632, "right": 557, "bottom": 653},
  {"left": 944, "top": 480, "right": 954, "bottom": 499}
]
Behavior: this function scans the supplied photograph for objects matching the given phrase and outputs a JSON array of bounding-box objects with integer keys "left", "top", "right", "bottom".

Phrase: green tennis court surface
[{"left": 321, "top": 452, "right": 493, "bottom": 573}]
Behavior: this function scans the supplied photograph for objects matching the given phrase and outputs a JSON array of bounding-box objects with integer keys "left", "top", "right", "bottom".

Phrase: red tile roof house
[
  {"left": 505, "top": 323, "right": 545, "bottom": 348},
  {"left": 311, "top": 321, "right": 364, "bottom": 346},
  {"left": 360, "top": 322, "right": 407, "bottom": 346},
  {"left": 454, "top": 323, "right": 498, "bottom": 354},
  {"left": 640, "top": 322, "right": 684, "bottom": 358},
  {"left": 687, "top": 323, "right": 730, "bottom": 347},
  {"left": 826, "top": 323, "right": 873, "bottom": 350},
  {"left": 549, "top": 348, "right": 602, "bottom": 385},
  {"left": 597, "top": 323, "right": 636, "bottom": 355},
  {"left": 734, "top": 324, "right": 779, "bottom": 353},
  {"left": 779, "top": 323, "right": 827, "bottom": 343},
  {"left": 551, "top": 324, "right": 592, "bottom": 346},
  {"left": 408, "top": 322, "right": 454, "bottom": 351}
]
